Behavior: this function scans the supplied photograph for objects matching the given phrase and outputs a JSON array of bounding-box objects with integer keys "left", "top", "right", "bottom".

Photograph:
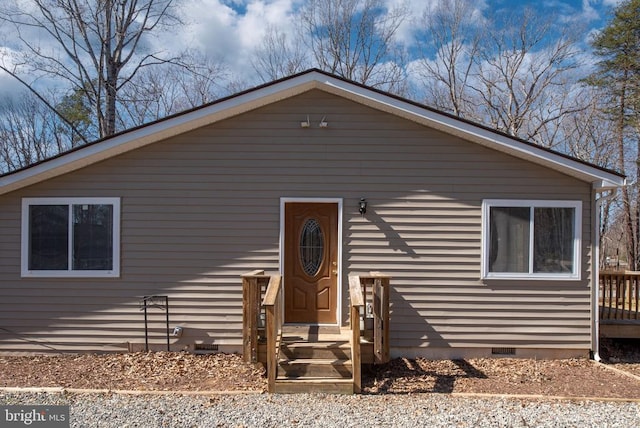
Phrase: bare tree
[
  {"left": 298, "top": 0, "right": 410, "bottom": 92},
  {"left": 0, "top": 93, "right": 73, "bottom": 173},
  {"left": 555, "top": 86, "right": 622, "bottom": 266},
  {"left": 587, "top": 0, "right": 640, "bottom": 270},
  {"left": 0, "top": 0, "right": 182, "bottom": 139},
  {"left": 415, "top": 5, "right": 585, "bottom": 146},
  {"left": 470, "top": 9, "right": 585, "bottom": 145},
  {"left": 119, "top": 51, "right": 229, "bottom": 127},
  {"left": 415, "top": 0, "right": 482, "bottom": 118},
  {"left": 559, "top": 87, "right": 618, "bottom": 168},
  {"left": 252, "top": 25, "right": 309, "bottom": 82}
]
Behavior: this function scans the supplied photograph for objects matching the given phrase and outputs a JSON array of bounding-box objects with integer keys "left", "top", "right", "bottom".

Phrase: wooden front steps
[
  {"left": 273, "top": 325, "right": 354, "bottom": 394},
  {"left": 242, "top": 272, "right": 391, "bottom": 394}
]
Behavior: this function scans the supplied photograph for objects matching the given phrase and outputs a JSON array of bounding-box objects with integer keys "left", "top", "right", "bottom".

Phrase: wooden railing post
[
  {"left": 349, "top": 275, "right": 364, "bottom": 394},
  {"left": 262, "top": 275, "right": 283, "bottom": 393},
  {"left": 241, "top": 270, "right": 264, "bottom": 363},
  {"left": 351, "top": 272, "right": 392, "bottom": 366},
  {"left": 370, "top": 272, "right": 390, "bottom": 364},
  {"left": 630, "top": 276, "right": 640, "bottom": 320}
]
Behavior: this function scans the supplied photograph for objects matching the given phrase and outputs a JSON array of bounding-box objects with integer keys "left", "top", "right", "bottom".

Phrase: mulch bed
[
  {"left": 0, "top": 338, "right": 638, "bottom": 399},
  {"left": 361, "top": 338, "right": 640, "bottom": 398}
]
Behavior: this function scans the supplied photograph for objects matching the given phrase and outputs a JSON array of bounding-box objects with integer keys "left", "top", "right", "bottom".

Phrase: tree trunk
[
  {"left": 618, "top": 80, "right": 636, "bottom": 270},
  {"left": 105, "top": 72, "right": 117, "bottom": 137},
  {"left": 600, "top": 198, "right": 612, "bottom": 268},
  {"left": 634, "top": 133, "right": 640, "bottom": 270}
]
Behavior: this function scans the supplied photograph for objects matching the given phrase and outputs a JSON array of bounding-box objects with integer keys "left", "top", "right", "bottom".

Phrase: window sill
[
  {"left": 482, "top": 273, "right": 581, "bottom": 281},
  {"left": 21, "top": 270, "right": 120, "bottom": 278}
]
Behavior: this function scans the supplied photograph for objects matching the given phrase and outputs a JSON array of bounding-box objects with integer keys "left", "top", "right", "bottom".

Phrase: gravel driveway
[{"left": 2, "top": 391, "right": 639, "bottom": 428}]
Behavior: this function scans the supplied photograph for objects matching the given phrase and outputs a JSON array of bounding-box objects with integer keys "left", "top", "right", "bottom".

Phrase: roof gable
[{"left": 0, "top": 69, "right": 625, "bottom": 195}]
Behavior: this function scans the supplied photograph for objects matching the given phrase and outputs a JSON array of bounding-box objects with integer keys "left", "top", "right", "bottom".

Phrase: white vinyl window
[
  {"left": 482, "top": 200, "right": 581, "bottom": 280},
  {"left": 21, "top": 197, "right": 120, "bottom": 278}
]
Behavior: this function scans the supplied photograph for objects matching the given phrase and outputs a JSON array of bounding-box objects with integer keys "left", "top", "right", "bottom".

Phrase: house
[{"left": 0, "top": 69, "right": 625, "bottom": 369}]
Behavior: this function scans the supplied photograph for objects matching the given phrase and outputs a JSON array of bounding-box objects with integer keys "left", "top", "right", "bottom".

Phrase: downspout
[{"left": 592, "top": 188, "right": 617, "bottom": 362}]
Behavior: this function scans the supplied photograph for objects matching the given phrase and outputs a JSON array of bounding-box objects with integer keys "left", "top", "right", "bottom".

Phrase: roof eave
[
  {"left": 0, "top": 74, "right": 322, "bottom": 196},
  {"left": 0, "top": 69, "right": 625, "bottom": 196},
  {"left": 315, "top": 74, "right": 625, "bottom": 188},
  {"left": 593, "top": 178, "right": 627, "bottom": 192}
]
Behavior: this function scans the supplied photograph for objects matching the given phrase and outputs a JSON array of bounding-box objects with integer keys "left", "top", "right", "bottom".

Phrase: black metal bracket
[{"left": 140, "top": 295, "right": 169, "bottom": 352}]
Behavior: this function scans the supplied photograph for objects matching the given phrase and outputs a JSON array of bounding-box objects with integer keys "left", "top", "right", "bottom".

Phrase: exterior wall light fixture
[{"left": 359, "top": 198, "right": 367, "bottom": 216}]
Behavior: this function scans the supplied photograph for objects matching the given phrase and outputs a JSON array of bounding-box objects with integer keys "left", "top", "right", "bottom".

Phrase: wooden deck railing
[
  {"left": 241, "top": 270, "right": 269, "bottom": 363},
  {"left": 357, "top": 272, "right": 391, "bottom": 364},
  {"left": 262, "top": 274, "right": 283, "bottom": 393},
  {"left": 600, "top": 271, "right": 640, "bottom": 321},
  {"left": 349, "top": 276, "right": 364, "bottom": 394}
]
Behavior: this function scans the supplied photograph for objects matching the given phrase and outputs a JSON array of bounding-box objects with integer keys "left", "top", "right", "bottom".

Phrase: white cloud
[
  {"left": 393, "top": 0, "right": 489, "bottom": 49},
  {"left": 0, "top": 0, "right": 625, "bottom": 101},
  {"left": 165, "top": 0, "right": 300, "bottom": 82},
  {"left": 0, "top": 44, "right": 60, "bottom": 99},
  {"left": 170, "top": 1, "right": 240, "bottom": 58},
  {"left": 236, "top": 0, "right": 299, "bottom": 48},
  {"left": 0, "top": 52, "right": 24, "bottom": 100},
  {"left": 580, "top": 0, "right": 601, "bottom": 21},
  {"left": 384, "top": 0, "right": 435, "bottom": 47},
  {"left": 573, "top": 0, "right": 625, "bottom": 24}
]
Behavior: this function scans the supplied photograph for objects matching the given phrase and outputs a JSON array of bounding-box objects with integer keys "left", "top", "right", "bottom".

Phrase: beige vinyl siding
[{"left": 0, "top": 89, "right": 592, "bottom": 354}]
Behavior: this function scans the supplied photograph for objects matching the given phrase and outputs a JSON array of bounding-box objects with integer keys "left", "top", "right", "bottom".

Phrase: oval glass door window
[{"left": 300, "top": 218, "right": 324, "bottom": 277}]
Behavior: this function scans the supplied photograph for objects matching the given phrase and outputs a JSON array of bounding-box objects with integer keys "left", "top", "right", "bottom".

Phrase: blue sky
[
  {"left": 0, "top": 0, "right": 624, "bottom": 97},
  {"left": 167, "top": 0, "right": 622, "bottom": 82}
]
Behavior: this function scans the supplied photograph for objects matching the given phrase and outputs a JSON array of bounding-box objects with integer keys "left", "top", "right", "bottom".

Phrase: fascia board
[{"left": 593, "top": 179, "right": 627, "bottom": 191}]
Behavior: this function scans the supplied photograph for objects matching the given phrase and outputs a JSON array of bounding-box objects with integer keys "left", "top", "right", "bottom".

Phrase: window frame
[
  {"left": 21, "top": 197, "right": 121, "bottom": 278},
  {"left": 481, "top": 199, "right": 582, "bottom": 281}
]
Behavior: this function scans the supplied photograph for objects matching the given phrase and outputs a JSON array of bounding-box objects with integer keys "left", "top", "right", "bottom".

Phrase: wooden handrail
[
  {"left": 263, "top": 275, "right": 282, "bottom": 306},
  {"left": 349, "top": 275, "right": 365, "bottom": 307},
  {"left": 349, "top": 275, "right": 363, "bottom": 393},
  {"left": 600, "top": 271, "right": 640, "bottom": 320},
  {"left": 242, "top": 269, "right": 266, "bottom": 277},
  {"left": 262, "top": 275, "right": 283, "bottom": 393}
]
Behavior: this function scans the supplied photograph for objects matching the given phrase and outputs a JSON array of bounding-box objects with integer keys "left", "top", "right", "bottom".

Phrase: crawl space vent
[
  {"left": 491, "top": 347, "right": 516, "bottom": 356},
  {"left": 195, "top": 343, "right": 219, "bottom": 351}
]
